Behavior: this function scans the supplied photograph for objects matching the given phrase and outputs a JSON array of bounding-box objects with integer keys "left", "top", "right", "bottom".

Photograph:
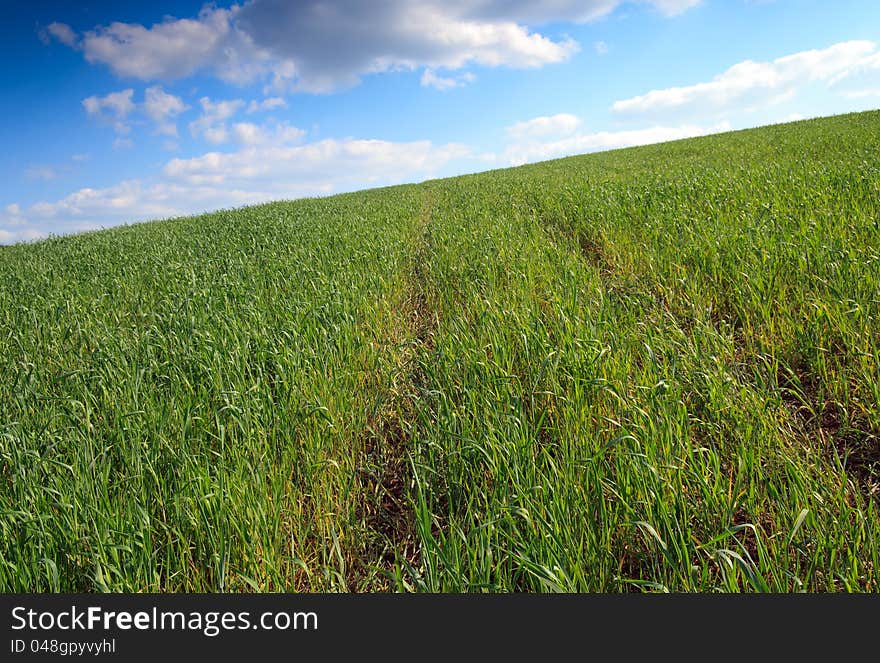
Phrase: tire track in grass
[
  {"left": 534, "top": 215, "right": 677, "bottom": 591},
  {"left": 778, "top": 363, "right": 879, "bottom": 502},
  {"left": 354, "top": 189, "right": 436, "bottom": 590},
  {"left": 539, "top": 209, "right": 615, "bottom": 277},
  {"left": 536, "top": 208, "right": 776, "bottom": 589},
  {"left": 540, "top": 198, "right": 878, "bottom": 589}
]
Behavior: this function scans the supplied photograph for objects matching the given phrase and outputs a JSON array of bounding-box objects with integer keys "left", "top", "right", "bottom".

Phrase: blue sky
[{"left": 2, "top": 0, "right": 879, "bottom": 243}]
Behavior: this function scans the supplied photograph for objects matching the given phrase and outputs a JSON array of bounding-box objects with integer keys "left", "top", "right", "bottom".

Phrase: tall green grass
[
  {"left": 0, "top": 189, "right": 425, "bottom": 590},
  {"left": 1, "top": 111, "right": 878, "bottom": 591}
]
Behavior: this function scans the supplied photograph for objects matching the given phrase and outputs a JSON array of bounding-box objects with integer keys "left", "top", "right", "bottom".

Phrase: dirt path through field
[{"left": 353, "top": 190, "right": 437, "bottom": 590}]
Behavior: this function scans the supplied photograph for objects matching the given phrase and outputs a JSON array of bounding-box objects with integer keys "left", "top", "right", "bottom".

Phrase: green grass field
[{"left": 1, "top": 111, "right": 878, "bottom": 592}]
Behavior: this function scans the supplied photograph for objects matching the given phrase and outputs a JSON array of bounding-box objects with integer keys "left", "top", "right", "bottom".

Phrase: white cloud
[
  {"left": 1, "top": 204, "right": 46, "bottom": 243},
  {"left": 82, "top": 90, "right": 135, "bottom": 117},
  {"left": 239, "top": 2, "right": 581, "bottom": 92},
  {"left": 645, "top": 0, "right": 702, "bottom": 16},
  {"left": 612, "top": 40, "right": 880, "bottom": 117},
  {"left": 71, "top": 154, "right": 90, "bottom": 162},
  {"left": 163, "top": 138, "right": 470, "bottom": 189},
  {"left": 246, "top": 97, "right": 287, "bottom": 113},
  {"left": 203, "top": 127, "right": 229, "bottom": 145},
  {"left": 45, "top": 22, "right": 79, "bottom": 48},
  {"left": 80, "top": 7, "right": 243, "bottom": 81},
  {"left": 25, "top": 181, "right": 179, "bottom": 221},
  {"left": 230, "top": 121, "right": 305, "bottom": 147},
  {"left": 189, "top": 97, "right": 246, "bottom": 144},
  {"left": 52, "top": 1, "right": 698, "bottom": 92},
  {"left": 594, "top": 41, "right": 609, "bottom": 55},
  {"left": 230, "top": 123, "right": 263, "bottom": 147},
  {"left": 0, "top": 227, "right": 45, "bottom": 244},
  {"left": 826, "top": 50, "right": 880, "bottom": 87},
  {"left": 502, "top": 116, "right": 731, "bottom": 165},
  {"left": 113, "top": 137, "right": 134, "bottom": 149},
  {"left": 2, "top": 136, "right": 471, "bottom": 243},
  {"left": 85, "top": 89, "right": 289, "bottom": 145},
  {"left": 420, "top": 69, "right": 476, "bottom": 90},
  {"left": 507, "top": 113, "right": 582, "bottom": 139},
  {"left": 82, "top": 89, "right": 136, "bottom": 134},
  {"left": 143, "top": 86, "right": 189, "bottom": 136}
]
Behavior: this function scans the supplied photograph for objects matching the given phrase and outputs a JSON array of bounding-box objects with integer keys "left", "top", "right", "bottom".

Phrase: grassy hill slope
[{"left": 1, "top": 111, "right": 878, "bottom": 592}]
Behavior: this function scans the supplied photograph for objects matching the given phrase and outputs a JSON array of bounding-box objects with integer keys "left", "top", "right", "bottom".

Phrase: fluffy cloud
[
  {"left": 44, "top": 22, "right": 79, "bottom": 47},
  {"left": 50, "top": 1, "right": 699, "bottom": 92},
  {"left": 82, "top": 89, "right": 136, "bottom": 134},
  {"left": 506, "top": 113, "right": 581, "bottom": 139},
  {"left": 189, "top": 97, "right": 246, "bottom": 144},
  {"left": 238, "top": 1, "right": 580, "bottom": 92},
  {"left": 229, "top": 121, "right": 305, "bottom": 147},
  {"left": 84, "top": 88, "right": 296, "bottom": 144},
  {"left": 1, "top": 204, "right": 51, "bottom": 243},
  {"left": 0, "top": 228, "right": 45, "bottom": 244},
  {"left": 163, "top": 137, "right": 470, "bottom": 189},
  {"left": 502, "top": 114, "right": 730, "bottom": 165},
  {"left": 420, "top": 69, "right": 476, "bottom": 90},
  {"left": 612, "top": 40, "right": 880, "bottom": 117},
  {"left": 144, "top": 87, "right": 189, "bottom": 136},
  {"left": 2, "top": 136, "right": 471, "bottom": 243},
  {"left": 83, "top": 87, "right": 189, "bottom": 138},
  {"left": 79, "top": 7, "right": 243, "bottom": 81},
  {"left": 246, "top": 97, "right": 288, "bottom": 113},
  {"left": 645, "top": 0, "right": 702, "bottom": 15}
]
